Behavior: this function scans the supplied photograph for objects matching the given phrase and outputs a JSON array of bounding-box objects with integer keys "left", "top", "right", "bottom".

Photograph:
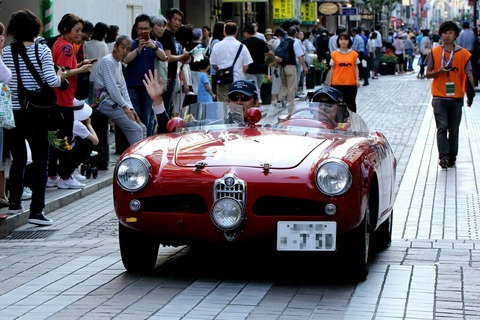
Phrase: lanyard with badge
[{"left": 442, "top": 46, "right": 455, "bottom": 96}]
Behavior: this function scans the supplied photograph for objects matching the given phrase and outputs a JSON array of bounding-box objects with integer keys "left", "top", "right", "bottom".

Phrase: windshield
[
  {"left": 175, "top": 101, "right": 369, "bottom": 134},
  {"left": 179, "top": 102, "right": 245, "bottom": 128}
]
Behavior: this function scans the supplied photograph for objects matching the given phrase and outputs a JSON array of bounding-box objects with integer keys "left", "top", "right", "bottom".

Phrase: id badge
[{"left": 446, "top": 82, "right": 455, "bottom": 96}]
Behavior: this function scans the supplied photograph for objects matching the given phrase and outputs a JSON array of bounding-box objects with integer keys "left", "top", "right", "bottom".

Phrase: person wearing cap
[
  {"left": 242, "top": 23, "right": 274, "bottom": 105},
  {"left": 143, "top": 70, "right": 258, "bottom": 128},
  {"left": 227, "top": 79, "right": 260, "bottom": 119},
  {"left": 71, "top": 100, "right": 99, "bottom": 179}
]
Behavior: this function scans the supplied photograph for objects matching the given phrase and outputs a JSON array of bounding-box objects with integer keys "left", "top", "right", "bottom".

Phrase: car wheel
[
  {"left": 118, "top": 222, "right": 160, "bottom": 273},
  {"left": 342, "top": 201, "right": 372, "bottom": 281},
  {"left": 374, "top": 210, "right": 393, "bottom": 252}
]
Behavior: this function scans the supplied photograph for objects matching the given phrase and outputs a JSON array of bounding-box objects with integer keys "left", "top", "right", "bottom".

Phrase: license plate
[{"left": 277, "top": 221, "right": 336, "bottom": 251}]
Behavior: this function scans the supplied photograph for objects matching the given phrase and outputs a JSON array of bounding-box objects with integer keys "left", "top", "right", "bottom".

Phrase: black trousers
[{"left": 332, "top": 85, "right": 358, "bottom": 113}]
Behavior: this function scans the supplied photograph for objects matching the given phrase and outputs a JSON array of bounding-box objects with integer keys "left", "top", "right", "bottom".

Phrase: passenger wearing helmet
[{"left": 308, "top": 86, "right": 349, "bottom": 128}]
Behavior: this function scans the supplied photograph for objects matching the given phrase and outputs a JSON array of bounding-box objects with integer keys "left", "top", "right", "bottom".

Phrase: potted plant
[
  {"left": 312, "top": 57, "right": 326, "bottom": 86},
  {"left": 260, "top": 74, "right": 272, "bottom": 105},
  {"left": 380, "top": 54, "right": 398, "bottom": 75}
]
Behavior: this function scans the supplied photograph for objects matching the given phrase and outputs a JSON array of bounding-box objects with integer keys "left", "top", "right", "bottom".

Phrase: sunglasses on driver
[{"left": 228, "top": 93, "right": 253, "bottom": 102}]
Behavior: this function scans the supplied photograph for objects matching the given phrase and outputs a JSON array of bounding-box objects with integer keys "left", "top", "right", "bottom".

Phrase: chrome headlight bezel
[
  {"left": 315, "top": 159, "right": 352, "bottom": 196},
  {"left": 115, "top": 154, "right": 151, "bottom": 192},
  {"left": 210, "top": 197, "right": 244, "bottom": 231}
]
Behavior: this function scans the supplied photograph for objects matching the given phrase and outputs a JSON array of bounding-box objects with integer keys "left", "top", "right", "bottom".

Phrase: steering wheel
[{"left": 279, "top": 107, "right": 336, "bottom": 129}]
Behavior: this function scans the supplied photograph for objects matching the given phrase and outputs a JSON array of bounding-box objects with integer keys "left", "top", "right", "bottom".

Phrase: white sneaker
[
  {"left": 73, "top": 169, "right": 86, "bottom": 181},
  {"left": 46, "top": 176, "right": 60, "bottom": 188},
  {"left": 57, "top": 176, "right": 85, "bottom": 189},
  {"left": 21, "top": 187, "right": 32, "bottom": 200},
  {"left": 90, "top": 150, "right": 98, "bottom": 157}
]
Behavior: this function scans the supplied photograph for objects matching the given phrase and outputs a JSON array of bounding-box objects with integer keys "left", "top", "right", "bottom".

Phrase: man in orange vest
[{"left": 425, "top": 21, "right": 475, "bottom": 169}]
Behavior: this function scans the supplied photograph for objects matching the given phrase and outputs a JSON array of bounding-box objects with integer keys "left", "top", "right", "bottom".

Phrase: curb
[{"left": 0, "top": 173, "right": 113, "bottom": 239}]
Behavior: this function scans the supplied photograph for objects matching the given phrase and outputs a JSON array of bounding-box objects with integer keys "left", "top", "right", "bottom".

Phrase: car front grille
[{"left": 213, "top": 174, "right": 246, "bottom": 207}]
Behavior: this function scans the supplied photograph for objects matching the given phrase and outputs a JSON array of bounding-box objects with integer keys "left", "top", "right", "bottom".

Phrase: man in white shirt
[
  {"left": 210, "top": 21, "right": 253, "bottom": 102},
  {"left": 373, "top": 25, "right": 383, "bottom": 76}
]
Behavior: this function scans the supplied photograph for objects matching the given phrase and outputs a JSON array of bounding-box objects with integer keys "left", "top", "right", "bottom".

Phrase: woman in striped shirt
[{"left": 2, "top": 9, "right": 66, "bottom": 226}]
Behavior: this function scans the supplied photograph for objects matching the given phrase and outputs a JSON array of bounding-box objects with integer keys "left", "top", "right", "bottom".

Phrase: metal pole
[
  {"left": 474, "top": 0, "right": 478, "bottom": 86},
  {"left": 40, "top": 0, "right": 54, "bottom": 38}
]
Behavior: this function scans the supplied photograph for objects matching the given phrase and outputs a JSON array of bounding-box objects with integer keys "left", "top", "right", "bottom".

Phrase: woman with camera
[{"left": 49, "top": 13, "right": 94, "bottom": 190}]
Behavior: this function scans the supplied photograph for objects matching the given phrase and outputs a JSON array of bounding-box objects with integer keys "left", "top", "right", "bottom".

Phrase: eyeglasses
[
  {"left": 137, "top": 27, "right": 151, "bottom": 31},
  {"left": 229, "top": 93, "right": 252, "bottom": 102}
]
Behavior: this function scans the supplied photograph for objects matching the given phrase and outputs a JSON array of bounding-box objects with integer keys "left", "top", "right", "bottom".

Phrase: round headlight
[
  {"left": 116, "top": 155, "right": 151, "bottom": 192},
  {"left": 211, "top": 198, "right": 244, "bottom": 231},
  {"left": 315, "top": 160, "right": 352, "bottom": 196}
]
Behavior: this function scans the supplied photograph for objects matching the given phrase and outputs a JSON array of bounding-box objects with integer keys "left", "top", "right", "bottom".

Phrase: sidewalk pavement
[{"left": 0, "top": 138, "right": 120, "bottom": 239}]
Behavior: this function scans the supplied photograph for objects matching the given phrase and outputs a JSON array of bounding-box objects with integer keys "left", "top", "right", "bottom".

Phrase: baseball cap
[
  {"left": 73, "top": 98, "right": 93, "bottom": 121},
  {"left": 310, "top": 87, "right": 344, "bottom": 104},
  {"left": 228, "top": 80, "right": 258, "bottom": 98}
]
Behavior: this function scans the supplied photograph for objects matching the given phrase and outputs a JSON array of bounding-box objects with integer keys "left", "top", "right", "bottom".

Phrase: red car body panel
[{"left": 114, "top": 125, "right": 396, "bottom": 250}]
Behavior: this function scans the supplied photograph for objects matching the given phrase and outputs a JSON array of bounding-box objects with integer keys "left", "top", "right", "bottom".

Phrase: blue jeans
[
  {"left": 127, "top": 86, "right": 155, "bottom": 136},
  {"left": 432, "top": 98, "right": 463, "bottom": 161}
]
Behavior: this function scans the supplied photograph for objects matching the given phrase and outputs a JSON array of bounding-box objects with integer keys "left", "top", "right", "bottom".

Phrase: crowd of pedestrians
[{"left": 0, "top": 6, "right": 477, "bottom": 224}]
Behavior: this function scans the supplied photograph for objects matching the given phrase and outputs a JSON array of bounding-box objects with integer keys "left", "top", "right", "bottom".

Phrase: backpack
[{"left": 275, "top": 37, "right": 295, "bottom": 66}]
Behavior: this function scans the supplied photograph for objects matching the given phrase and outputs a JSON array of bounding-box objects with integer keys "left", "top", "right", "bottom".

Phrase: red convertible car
[{"left": 113, "top": 99, "right": 396, "bottom": 280}]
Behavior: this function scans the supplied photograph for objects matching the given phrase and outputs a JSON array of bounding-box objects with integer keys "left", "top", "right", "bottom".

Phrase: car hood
[{"left": 174, "top": 130, "right": 326, "bottom": 169}]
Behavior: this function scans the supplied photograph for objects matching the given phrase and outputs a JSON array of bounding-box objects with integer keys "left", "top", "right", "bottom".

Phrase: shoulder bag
[
  {"left": 216, "top": 45, "right": 243, "bottom": 85},
  {"left": 11, "top": 41, "right": 57, "bottom": 110}
]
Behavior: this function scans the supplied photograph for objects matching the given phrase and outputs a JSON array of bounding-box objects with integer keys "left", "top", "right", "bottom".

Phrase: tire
[
  {"left": 341, "top": 200, "right": 372, "bottom": 281},
  {"left": 118, "top": 222, "right": 160, "bottom": 273},
  {"left": 374, "top": 210, "right": 393, "bottom": 252}
]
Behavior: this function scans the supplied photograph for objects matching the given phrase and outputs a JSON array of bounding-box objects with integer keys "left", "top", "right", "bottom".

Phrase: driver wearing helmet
[{"left": 306, "top": 86, "right": 349, "bottom": 128}]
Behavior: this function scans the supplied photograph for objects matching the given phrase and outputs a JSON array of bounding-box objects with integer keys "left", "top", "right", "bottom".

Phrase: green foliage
[{"left": 380, "top": 54, "right": 398, "bottom": 63}]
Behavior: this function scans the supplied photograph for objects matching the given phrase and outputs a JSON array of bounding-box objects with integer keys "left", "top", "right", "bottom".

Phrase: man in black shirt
[
  {"left": 242, "top": 24, "right": 274, "bottom": 104},
  {"left": 158, "top": 8, "right": 191, "bottom": 116}
]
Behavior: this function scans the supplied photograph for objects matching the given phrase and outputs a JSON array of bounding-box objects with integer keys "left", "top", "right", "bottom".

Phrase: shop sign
[
  {"left": 273, "top": 0, "right": 294, "bottom": 23},
  {"left": 301, "top": 2, "right": 317, "bottom": 25},
  {"left": 318, "top": 2, "right": 339, "bottom": 15}
]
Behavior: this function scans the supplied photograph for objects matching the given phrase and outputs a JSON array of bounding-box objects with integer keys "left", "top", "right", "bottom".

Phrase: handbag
[
  {"left": 216, "top": 45, "right": 243, "bottom": 85},
  {"left": 155, "top": 57, "right": 168, "bottom": 88},
  {"left": 11, "top": 41, "right": 57, "bottom": 110},
  {"left": 0, "top": 82, "right": 15, "bottom": 129}
]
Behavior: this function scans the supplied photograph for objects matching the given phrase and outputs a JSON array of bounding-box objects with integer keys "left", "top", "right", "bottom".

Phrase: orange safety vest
[
  {"left": 331, "top": 50, "right": 358, "bottom": 86},
  {"left": 431, "top": 46, "right": 471, "bottom": 99}
]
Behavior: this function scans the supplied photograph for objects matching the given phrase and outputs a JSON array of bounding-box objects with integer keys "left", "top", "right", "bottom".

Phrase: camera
[{"left": 59, "top": 79, "right": 70, "bottom": 91}]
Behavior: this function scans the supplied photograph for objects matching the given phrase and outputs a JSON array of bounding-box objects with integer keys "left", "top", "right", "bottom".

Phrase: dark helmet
[{"left": 310, "top": 87, "right": 344, "bottom": 104}]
